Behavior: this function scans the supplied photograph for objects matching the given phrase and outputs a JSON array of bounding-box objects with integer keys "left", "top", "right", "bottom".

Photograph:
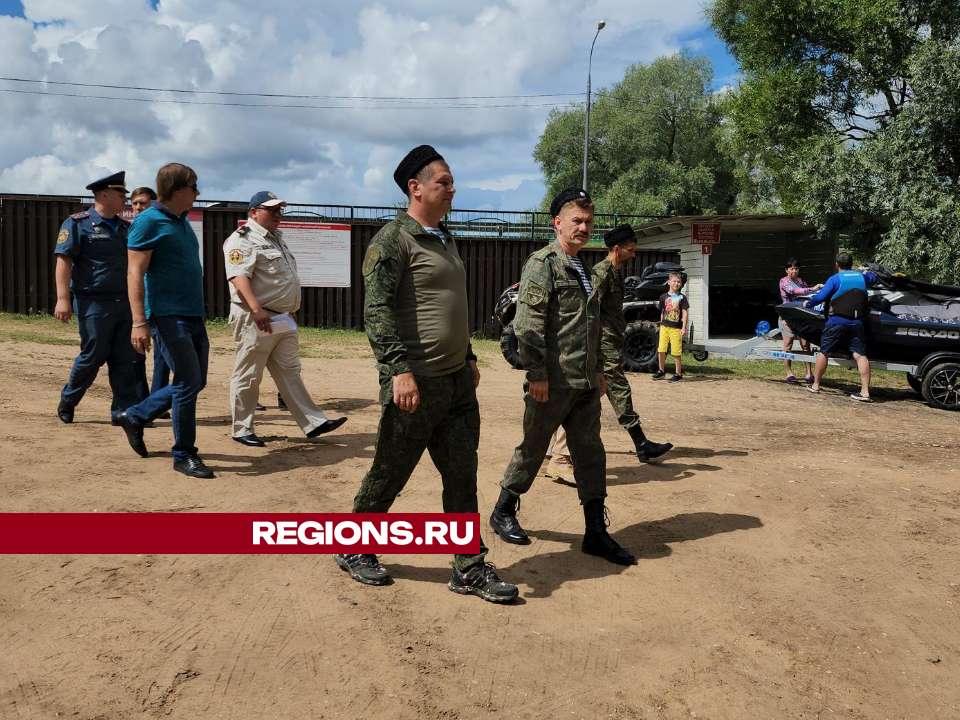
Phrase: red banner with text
[{"left": 0, "top": 514, "right": 482, "bottom": 554}]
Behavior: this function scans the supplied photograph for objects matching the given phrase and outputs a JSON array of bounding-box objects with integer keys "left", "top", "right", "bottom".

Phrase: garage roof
[{"left": 633, "top": 214, "right": 811, "bottom": 238}]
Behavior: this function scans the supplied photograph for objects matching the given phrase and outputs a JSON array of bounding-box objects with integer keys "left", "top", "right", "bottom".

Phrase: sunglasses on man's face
[{"left": 257, "top": 206, "right": 284, "bottom": 215}]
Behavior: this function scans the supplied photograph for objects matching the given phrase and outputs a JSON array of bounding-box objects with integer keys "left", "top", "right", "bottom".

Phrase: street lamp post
[{"left": 582, "top": 20, "right": 606, "bottom": 191}]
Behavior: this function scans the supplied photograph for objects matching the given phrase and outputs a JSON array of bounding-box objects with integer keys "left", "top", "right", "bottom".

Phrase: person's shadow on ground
[
  {"left": 200, "top": 431, "right": 376, "bottom": 476},
  {"left": 664, "top": 446, "right": 749, "bottom": 459},
  {"left": 386, "top": 511, "right": 762, "bottom": 600},
  {"left": 603, "top": 460, "right": 722, "bottom": 486},
  {"left": 598, "top": 446, "right": 748, "bottom": 485},
  {"left": 508, "top": 511, "right": 763, "bottom": 598}
]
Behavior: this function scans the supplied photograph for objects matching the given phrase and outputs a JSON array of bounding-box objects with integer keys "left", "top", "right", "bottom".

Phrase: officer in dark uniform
[{"left": 54, "top": 171, "right": 140, "bottom": 423}]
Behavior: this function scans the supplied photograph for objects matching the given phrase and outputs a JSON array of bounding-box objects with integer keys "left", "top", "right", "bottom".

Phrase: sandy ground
[{"left": 1, "top": 330, "right": 958, "bottom": 720}]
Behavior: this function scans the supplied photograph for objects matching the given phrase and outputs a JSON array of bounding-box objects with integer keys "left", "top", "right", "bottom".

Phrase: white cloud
[
  {"left": 0, "top": 0, "right": 723, "bottom": 208},
  {"left": 464, "top": 173, "right": 541, "bottom": 192}
]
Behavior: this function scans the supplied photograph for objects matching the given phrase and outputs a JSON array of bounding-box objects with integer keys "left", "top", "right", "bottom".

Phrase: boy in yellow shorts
[{"left": 652, "top": 272, "right": 689, "bottom": 383}]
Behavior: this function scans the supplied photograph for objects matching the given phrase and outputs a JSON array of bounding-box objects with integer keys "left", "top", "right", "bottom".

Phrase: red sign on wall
[
  {"left": 701, "top": 243, "right": 713, "bottom": 255},
  {"left": 691, "top": 222, "right": 721, "bottom": 244}
]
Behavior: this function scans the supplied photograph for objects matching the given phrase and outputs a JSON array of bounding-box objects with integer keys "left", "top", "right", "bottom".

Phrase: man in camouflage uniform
[
  {"left": 489, "top": 188, "right": 636, "bottom": 566},
  {"left": 546, "top": 224, "right": 673, "bottom": 483},
  {"left": 334, "top": 145, "right": 517, "bottom": 604}
]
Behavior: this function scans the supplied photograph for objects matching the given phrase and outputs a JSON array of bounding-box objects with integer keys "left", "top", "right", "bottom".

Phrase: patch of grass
[
  {"left": 0, "top": 312, "right": 917, "bottom": 392},
  {"left": 2, "top": 312, "right": 65, "bottom": 326},
  {"left": 0, "top": 312, "right": 77, "bottom": 344},
  {"left": 679, "top": 351, "right": 907, "bottom": 390},
  {"left": 0, "top": 329, "right": 78, "bottom": 346}
]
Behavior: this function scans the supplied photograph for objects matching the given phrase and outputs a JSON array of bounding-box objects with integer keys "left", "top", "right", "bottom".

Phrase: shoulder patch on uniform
[
  {"left": 521, "top": 281, "right": 548, "bottom": 308},
  {"left": 70, "top": 211, "right": 89, "bottom": 220},
  {"left": 228, "top": 249, "right": 244, "bottom": 265},
  {"left": 57, "top": 229, "right": 69, "bottom": 244},
  {"left": 362, "top": 247, "right": 381, "bottom": 276},
  {"left": 370, "top": 222, "right": 401, "bottom": 258},
  {"left": 237, "top": 225, "right": 250, "bottom": 236}
]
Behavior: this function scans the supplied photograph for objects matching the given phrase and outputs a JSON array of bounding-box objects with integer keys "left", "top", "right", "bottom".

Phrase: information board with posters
[{"left": 237, "top": 221, "right": 352, "bottom": 288}]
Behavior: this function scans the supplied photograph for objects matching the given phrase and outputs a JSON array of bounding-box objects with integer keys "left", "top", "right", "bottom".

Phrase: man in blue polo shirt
[
  {"left": 804, "top": 252, "right": 878, "bottom": 402},
  {"left": 116, "top": 162, "right": 214, "bottom": 478}
]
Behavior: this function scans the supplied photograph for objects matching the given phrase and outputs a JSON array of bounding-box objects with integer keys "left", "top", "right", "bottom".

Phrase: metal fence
[
  {"left": 1, "top": 194, "right": 677, "bottom": 337},
  {"left": 1, "top": 193, "right": 664, "bottom": 241}
]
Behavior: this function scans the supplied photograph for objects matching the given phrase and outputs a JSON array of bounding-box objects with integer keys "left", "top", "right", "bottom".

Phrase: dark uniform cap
[
  {"left": 85, "top": 171, "right": 127, "bottom": 194},
  {"left": 394, "top": 145, "right": 445, "bottom": 193},
  {"left": 549, "top": 187, "right": 591, "bottom": 218},
  {"left": 603, "top": 223, "right": 637, "bottom": 248}
]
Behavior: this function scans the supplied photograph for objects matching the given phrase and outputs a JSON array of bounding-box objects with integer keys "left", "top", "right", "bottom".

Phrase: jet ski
[{"left": 776, "top": 263, "right": 960, "bottom": 363}]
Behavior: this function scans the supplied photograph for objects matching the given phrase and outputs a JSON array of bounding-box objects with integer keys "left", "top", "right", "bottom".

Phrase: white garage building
[{"left": 632, "top": 214, "right": 840, "bottom": 342}]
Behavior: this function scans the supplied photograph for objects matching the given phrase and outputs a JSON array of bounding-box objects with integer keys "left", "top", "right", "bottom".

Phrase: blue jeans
[
  {"left": 150, "top": 327, "right": 171, "bottom": 392},
  {"left": 125, "top": 316, "right": 209, "bottom": 461},
  {"left": 134, "top": 329, "right": 171, "bottom": 398},
  {"left": 62, "top": 296, "right": 139, "bottom": 418}
]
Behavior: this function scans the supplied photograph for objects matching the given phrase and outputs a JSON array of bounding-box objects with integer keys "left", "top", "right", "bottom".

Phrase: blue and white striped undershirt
[
  {"left": 423, "top": 226, "right": 446, "bottom": 246},
  {"left": 567, "top": 255, "right": 592, "bottom": 294}
]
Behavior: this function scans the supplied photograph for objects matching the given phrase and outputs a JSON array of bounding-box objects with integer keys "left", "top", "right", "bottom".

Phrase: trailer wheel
[
  {"left": 622, "top": 321, "right": 660, "bottom": 373},
  {"left": 692, "top": 349, "right": 709, "bottom": 362},
  {"left": 500, "top": 324, "right": 524, "bottom": 370},
  {"left": 906, "top": 373, "right": 923, "bottom": 396},
  {"left": 921, "top": 363, "right": 960, "bottom": 411}
]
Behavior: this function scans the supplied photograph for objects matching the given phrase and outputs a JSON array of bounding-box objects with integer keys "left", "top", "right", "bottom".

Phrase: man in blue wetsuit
[
  {"left": 54, "top": 171, "right": 139, "bottom": 424},
  {"left": 804, "top": 252, "right": 878, "bottom": 402}
]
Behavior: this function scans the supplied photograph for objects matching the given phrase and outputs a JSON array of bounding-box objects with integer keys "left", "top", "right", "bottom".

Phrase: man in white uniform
[{"left": 222, "top": 191, "right": 347, "bottom": 446}]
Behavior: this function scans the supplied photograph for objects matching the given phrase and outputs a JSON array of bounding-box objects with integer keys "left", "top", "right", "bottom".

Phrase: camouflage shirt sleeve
[
  {"left": 594, "top": 262, "right": 626, "bottom": 359},
  {"left": 362, "top": 226, "right": 411, "bottom": 376},
  {"left": 514, "top": 254, "right": 552, "bottom": 382}
]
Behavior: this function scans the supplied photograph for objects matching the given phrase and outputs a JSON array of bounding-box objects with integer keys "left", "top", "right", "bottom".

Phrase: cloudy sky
[{"left": 0, "top": 0, "right": 737, "bottom": 211}]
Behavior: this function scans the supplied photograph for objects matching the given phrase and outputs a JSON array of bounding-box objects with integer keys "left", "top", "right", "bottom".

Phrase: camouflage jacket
[
  {"left": 362, "top": 211, "right": 475, "bottom": 378},
  {"left": 514, "top": 241, "right": 603, "bottom": 389},
  {"left": 592, "top": 258, "right": 626, "bottom": 358}
]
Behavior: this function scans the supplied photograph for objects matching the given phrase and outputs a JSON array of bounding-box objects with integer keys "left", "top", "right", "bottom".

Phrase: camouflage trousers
[
  {"left": 501, "top": 385, "right": 607, "bottom": 504},
  {"left": 353, "top": 363, "right": 488, "bottom": 571},
  {"left": 603, "top": 360, "right": 641, "bottom": 430}
]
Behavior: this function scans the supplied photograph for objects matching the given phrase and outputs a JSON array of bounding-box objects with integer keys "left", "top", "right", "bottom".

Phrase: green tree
[
  {"left": 533, "top": 52, "right": 738, "bottom": 217},
  {"left": 708, "top": 0, "right": 960, "bottom": 281}
]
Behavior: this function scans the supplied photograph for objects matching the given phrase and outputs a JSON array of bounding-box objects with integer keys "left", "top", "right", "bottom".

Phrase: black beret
[
  {"left": 394, "top": 145, "right": 445, "bottom": 193},
  {"left": 85, "top": 170, "right": 127, "bottom": 194},
  {"left": 549, "top": 187, "right": 591, "bottom": 218},
  {"left": 603, "top": 223, "right": 637, "bottom": 248}
]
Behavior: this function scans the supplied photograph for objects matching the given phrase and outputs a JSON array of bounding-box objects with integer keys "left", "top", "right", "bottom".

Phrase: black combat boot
[
  {"left": 627, "top": 425, "right": 673, "bottom": 463},
  {"left": 489, "top": 488, "right": 531, "bottom": 545},
  {"left": 581, "top": 499, "right": 636, "bottom": 565}
]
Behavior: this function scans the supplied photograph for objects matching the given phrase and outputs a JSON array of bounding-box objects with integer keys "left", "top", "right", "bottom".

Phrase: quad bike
[{"left": 494, "top": 262, "right": 703, "bottom": 373}]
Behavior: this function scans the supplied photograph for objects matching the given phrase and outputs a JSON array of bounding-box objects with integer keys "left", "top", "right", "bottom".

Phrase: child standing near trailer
[{"left": 652, "top": 272, "right": 689, "bottom": 383}]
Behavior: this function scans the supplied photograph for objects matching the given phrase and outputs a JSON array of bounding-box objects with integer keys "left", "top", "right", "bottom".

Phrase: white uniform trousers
[
  {"left": 547, "top": 425, "right": 569, "bottom": 457},
  {"left": 229, "top": 306, "right": 327, "bottom": 437}
]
